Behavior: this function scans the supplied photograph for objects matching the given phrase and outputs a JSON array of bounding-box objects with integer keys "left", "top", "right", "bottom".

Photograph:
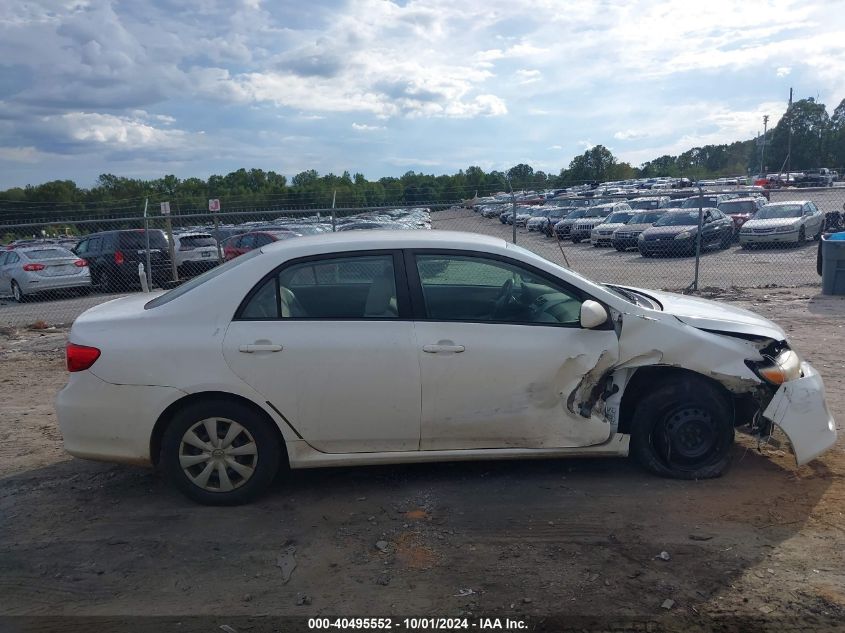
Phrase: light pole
[{"left": 761, "top": 114, "right": 769, "bottom": 175}]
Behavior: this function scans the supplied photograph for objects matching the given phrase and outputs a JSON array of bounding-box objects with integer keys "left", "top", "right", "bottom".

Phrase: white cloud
[
  {"left": 515, "top": 69, "right": 542, "bottom": 85},
  {"left": 352, "top": 123, "right": 385, "bottom": 132},
  {"left": 777, "top": 66, "right": 791, "bottom": 77},
  {"left": 0, "top": 146, "right": 41, "bottom": 163},
  {"left": 41, "top": 112, "right": 189, "bottom": 149},
  {"left": 614, "top": 130, "right": 646, "bottom": 141}
]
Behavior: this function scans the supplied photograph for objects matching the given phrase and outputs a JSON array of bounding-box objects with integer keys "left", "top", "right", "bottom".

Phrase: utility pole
[
  {"left": 761, "top": 114, "right": 769, "bottom": 175},
  {"left": 786, "top": 88, "right": 793, "bottom": 179}
]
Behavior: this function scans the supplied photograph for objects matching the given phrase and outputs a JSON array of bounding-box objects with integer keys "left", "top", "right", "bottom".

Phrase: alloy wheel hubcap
[{"left": 179, "top": 417, "right": 258, "bottom": 492}]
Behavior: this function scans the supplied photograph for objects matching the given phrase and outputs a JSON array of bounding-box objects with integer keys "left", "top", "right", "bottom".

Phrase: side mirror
[{"left": 580, "top": 300, "right": 608, "bottom": 329}]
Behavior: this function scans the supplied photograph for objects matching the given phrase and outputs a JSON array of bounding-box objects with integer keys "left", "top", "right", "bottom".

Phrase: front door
[
  {"left": 222, "top": 251, "right": 421, "bottom": 454},
  {"left": 408, "top": 251, "right": 619, "bottom": 451}
]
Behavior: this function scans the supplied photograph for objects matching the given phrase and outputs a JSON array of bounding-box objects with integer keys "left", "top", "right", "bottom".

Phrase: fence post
[
  {"left": 692, "top": 186, "right": 704, "bottom": 292},
  {"left": 142, "top": 198, "right": 152, "bottom": 289},
  {"left": 506, "top": 177, "right": 516, "bottom": 244},
  {"left": 331, "top": 189, "right": 337, "bottom": 232}
]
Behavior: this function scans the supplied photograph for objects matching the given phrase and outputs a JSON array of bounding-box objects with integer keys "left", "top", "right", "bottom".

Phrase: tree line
[{"left": 2, "top": 96, "right": 844, "bottom": 222}]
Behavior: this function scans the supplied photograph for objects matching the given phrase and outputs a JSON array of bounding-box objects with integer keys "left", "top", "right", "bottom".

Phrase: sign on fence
[
  {"left": 208, "top": 199, "right": 221, "bottom": 212},
  {"left": 160, "top": 201, "right": 171, "bottom": 215}
]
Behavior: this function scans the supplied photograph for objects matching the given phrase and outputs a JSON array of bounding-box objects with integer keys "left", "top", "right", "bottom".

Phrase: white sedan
[{"left": 56, "top": 231, "right": 837, "bottom": 504}]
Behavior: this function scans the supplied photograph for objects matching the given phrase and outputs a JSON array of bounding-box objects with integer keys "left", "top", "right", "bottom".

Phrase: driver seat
[{"left": 364, "top": 269, "right": 398, "bottom": 317}]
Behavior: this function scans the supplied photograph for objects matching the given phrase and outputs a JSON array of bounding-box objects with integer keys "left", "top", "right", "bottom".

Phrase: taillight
[
  {"left": 23, "top": 263, "right": 45, "bottom": 271},
  {"left": 74, "top": 259, "right": 87, "bottom": 267},
  {"left": 66, "top": 343, "right": 101, "bottom": 372},
  {"left": 114, "top": 250, "right": 124, "bottom": 265}
]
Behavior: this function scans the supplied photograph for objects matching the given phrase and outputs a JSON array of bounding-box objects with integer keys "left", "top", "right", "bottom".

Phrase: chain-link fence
[{"left": 1, "top": 186, "right": 843, "bottom": 327}]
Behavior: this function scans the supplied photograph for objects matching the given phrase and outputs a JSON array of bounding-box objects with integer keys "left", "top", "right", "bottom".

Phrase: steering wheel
[{"left": 492, "top": 278, "right": 517, "bottom": 317}]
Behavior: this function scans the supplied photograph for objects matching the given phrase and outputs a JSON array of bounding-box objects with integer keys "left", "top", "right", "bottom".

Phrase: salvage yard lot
[{"left": 0, "top": 287, "right": 844, "bottom": 628}]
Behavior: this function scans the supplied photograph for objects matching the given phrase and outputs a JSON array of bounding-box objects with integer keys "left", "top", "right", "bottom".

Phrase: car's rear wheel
[
  {"left": 629, "top": 375, "right": 734, "bottom": 480},
  {"left": 797, "top": 226, "right": 805, "bottom": 246},
  {"left": 11, "top": 280, "right": 26, "bottom": 303},
  {"left": 162, "top": 399, "right": 282, "bottom": 505},
  {"left": 814, "top": 223, "right": 823, "bottom": 241},
  {"left": 719, "top": 230, "right": 732, "bottom": 249}
]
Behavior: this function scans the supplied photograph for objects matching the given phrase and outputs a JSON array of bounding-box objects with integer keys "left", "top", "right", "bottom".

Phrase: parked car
[
  {"left": 540, "top": 207, "right": 572, "bottom": 237},
  {"left": 570, "top": 202, "right": 630, "bottom": 243},
  {"left": 336, "top": 222, "right": 407, "bottom": 231},
  {"left": 73, "top": 229, "right": 172, "bottom": 292},
  {"left": 738, "top": 201, "right": 825, "bottom": 248},
  {"left": 525, "top": 209, "right": 553, "bottom": 231},
  {"left": 553, "top": 209, "right": 591, "bottom": 240},
  {"left": 223, "top": 230, "right": 299, "bottom": 260},
  {"left": 590, "top": 209, "right": 636, "bottom": 247},
  {"left": 638, "top": 208, "right": 733, "bottom": 257},
  {"left": 717, "top": 197, "right": 767, "bottom": 237},
  {"left": 611, "top": 210, "right": 670, "bottom": 251},
  {"left": 680, "top": 193, "right": 737, "bottom": 209},
  {"left": 56, "top": 230, "right": 837, "bottom": 504},
  {"left": 628, "top": 196, "right": 671, "bottom": 210},
  {"left": 173, "top": 232, "right": 220, "bottom": 277},
  {"left": 0, "top": 246, "right": 90, "bottom": 302}
]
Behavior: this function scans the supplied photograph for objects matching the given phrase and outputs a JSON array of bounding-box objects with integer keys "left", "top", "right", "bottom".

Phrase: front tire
[
  {"left": 162, "top": 399, "right": 282, "bottom": 505},
  {"left": 629, "top": 376, "right": 734, "bottom": 480},
  {"left": 796, "top": 226, "right": 805, "bottom": 246}
]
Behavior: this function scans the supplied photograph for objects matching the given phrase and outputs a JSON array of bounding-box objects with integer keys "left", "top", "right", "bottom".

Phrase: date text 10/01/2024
[{"left": 307, "top": 618, "right": 528, "bottom": 630}]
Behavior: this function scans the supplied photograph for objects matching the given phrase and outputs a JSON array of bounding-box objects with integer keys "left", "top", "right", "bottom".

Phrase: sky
[{"left": 1, "top": 0, "right": 844, "bottom": 189}]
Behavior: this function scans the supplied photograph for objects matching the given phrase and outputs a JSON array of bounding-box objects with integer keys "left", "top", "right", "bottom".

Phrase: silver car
[
  {"left": 739, "top": 201, "right": 825, "bottom": 248},
  {"left": 0, "top": 246, "right": 91, "bottom": 302}
]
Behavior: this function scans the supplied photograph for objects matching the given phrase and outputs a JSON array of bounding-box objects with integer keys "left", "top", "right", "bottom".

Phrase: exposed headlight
[
  {"left": 746, "top": 350, "right": 801, "bottom": 386},
  {"left": 675, "top": 231, "right": 692, "bottom": 240},
  {"left": 638, "top": 233, "right": 646, "bottom": 241},
  {"left": 775, "top": 225, "right": 797, "bottom": 233}
]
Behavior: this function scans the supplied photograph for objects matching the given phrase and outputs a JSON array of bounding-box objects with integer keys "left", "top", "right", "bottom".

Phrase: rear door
[
  {"left": 408, "top": 250, "right": 619, "bottom": 451},
  {"left": 222, "top": 250, "right": 422, "bottom": 454}
]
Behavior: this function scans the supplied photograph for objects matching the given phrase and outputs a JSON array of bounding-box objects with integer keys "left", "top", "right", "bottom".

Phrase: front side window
[
  {"left": 414, "top": 254, "right": 583, "bottom": 326},
  {"left": 239, "top": 254, "right": 399, "bottom": 320}
]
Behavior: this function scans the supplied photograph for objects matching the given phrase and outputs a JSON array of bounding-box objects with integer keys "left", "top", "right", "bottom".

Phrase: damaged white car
[{"left": 56, "top": 231, "right": 837, "bottom": 504}]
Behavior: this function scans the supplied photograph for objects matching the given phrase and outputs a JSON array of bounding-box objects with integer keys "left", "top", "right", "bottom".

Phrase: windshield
[
  {"left": 605, "top": 212, "right": 634, "bottom": 224},
  {"left": 565, "top": 209, "right": 589, "bottom": 219},
  {"left": 145, "top": 248, "right": 263, "bottom": 309},
  {"left": 531, "top": 209, "right": 550, "bottom": 217},
  {"left": 680, "top": 196, "right": 717, "bottom": 209},
  {"left": 557, "top": 198, "right": 592, "bottom": 207},
  {"left": 178, "top": 234, "right": 216, "bottom": 247},
  {"left": 629, "top": 199, "right": 660, "bottom": 209},
  {"left": 586, "top": 207, "right": 611, "bottom": 218},
  {"left": 629, "top": 212, "right": 664, "bottom": 224},
  {"left": 719, "top": 201, "right": 758, "bottom": 214},
  {"left": 654, "top": 211, "right": 701, "bottom": 226},
  {"left": 755, "top": 204, "right": 803, "bottom": 219},
  {"left": 23, "top": 248, "right": 74, "bottom": 259}
]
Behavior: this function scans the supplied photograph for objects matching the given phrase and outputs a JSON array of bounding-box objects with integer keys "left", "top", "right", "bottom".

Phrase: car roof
[
  {"left": 764, "top": 200, "right": 809, "bottom": 205},
  {"left": 260, "top": 230, "right": 506, "bottom": 256}
]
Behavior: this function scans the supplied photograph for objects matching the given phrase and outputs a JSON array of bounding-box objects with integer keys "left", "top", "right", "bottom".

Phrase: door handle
[
  {"left": 239, "top": 343, "right": 283, "bottom": 353},
  {"left": 423, "top": 344, "right": 465, "bottom": 354}
]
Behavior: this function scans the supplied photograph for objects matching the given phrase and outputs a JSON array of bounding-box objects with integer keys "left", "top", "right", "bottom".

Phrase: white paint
[{"left": 55, "top": 231, "right": 837, "bottom": 470}]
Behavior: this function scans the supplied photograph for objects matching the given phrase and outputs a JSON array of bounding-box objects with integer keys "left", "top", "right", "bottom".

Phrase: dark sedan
[{"left": 638, "top": 208, "right": 733, "bottom": 257}]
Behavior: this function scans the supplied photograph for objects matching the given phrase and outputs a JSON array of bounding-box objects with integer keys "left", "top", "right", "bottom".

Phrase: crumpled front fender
[{"left": 763, "top": 362, "right": 838, "bottom": 465}]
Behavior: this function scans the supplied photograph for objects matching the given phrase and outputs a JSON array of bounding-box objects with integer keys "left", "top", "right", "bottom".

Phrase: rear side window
[
  {"left": 119, "top": 231, "right": 168, "bottom": 249},
  {"left": 238, "top": 254, "right": 398, "bottom": 320}
]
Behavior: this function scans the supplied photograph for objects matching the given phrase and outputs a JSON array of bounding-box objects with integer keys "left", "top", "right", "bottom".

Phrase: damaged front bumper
[{"left": 762, "top": 361, "right": 837, "bottom": 465}]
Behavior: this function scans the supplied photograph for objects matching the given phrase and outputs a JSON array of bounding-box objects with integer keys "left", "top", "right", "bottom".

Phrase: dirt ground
[{"left": 1, "top": 287, "right": 844, "bottom": 631}]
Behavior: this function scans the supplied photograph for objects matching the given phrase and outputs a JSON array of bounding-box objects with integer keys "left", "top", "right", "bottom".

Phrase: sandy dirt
[{"left": 1, "top": 288, "right": 844, "bottom": 631}]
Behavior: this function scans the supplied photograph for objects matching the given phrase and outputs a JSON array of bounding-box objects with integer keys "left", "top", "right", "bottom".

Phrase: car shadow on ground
[{"left": 1, "top": 444, "right": 839, "bottom": 622}]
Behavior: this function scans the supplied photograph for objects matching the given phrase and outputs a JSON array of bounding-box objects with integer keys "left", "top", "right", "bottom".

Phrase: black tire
[
  {"left": 814, "top": 223, "right": 823, "bottom": 241},
  {"left": 100, "top": 269, "right": 115, "bottom": 293},
  {"left": 162, "top": 399, "right": 282, "bottom": 505},
  {"left": 629, "top": 375, "right": 734, "bottom": 480},
  {"left": 11, "top": 280, "right": 27, "bottom": 303},
  {"left": 572, "top": 237, "right": 581, "bottom": 244},
  {"left": 719, "top": 230, "right": 732, "bottom": 249},
  {"left": 817, "top": 238, "right": 824, "bottom": 276},
  {"left": 796, "top": 226, "right": 805, "bottom": 246}
]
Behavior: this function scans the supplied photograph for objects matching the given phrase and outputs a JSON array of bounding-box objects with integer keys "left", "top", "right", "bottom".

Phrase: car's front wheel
[
  {"left": 629, "top": 375, "right": 734, "bottom": 480},
  {"left": 162, "top": 399, "right": 282, "bottom": 505}
]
